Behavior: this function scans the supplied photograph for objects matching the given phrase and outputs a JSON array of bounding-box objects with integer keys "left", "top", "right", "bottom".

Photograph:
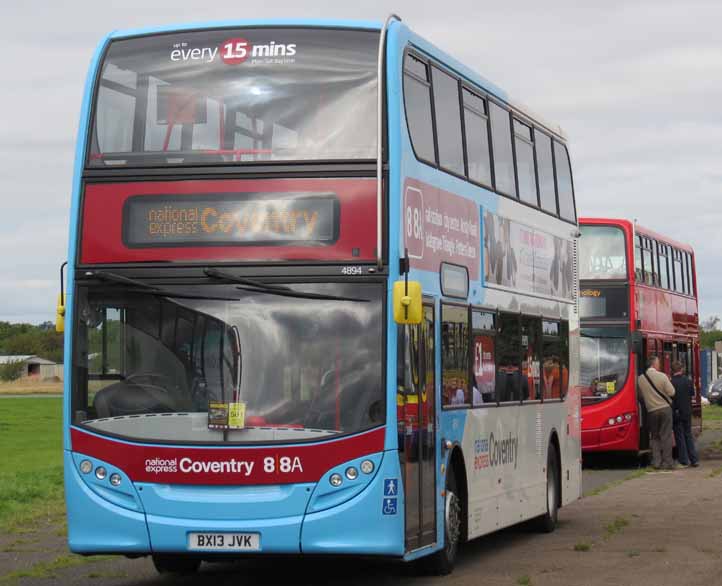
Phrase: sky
[{"left": 1, "top": 0, "right": 721, "bottom": 324}]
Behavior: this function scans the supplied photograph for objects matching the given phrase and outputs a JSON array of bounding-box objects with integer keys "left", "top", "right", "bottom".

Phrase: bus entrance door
[{"left": 398, "top": 303, "right": 437, "bottom": 552}]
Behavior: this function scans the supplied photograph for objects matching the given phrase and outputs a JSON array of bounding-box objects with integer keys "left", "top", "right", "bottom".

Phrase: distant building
[{"left": 0, "top": 355, "right": 63, "bottom": 381}]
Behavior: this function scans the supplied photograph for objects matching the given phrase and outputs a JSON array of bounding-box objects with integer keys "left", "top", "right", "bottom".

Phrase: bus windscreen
[
  {"left": 72, "top": 282, "right": 384, "bottom": 444},
  {"left": 89, "top": 28, "right": 379, "bottom": 167},
  {"left": 579, "top": 225, "right": 627, "bottom": 280}
]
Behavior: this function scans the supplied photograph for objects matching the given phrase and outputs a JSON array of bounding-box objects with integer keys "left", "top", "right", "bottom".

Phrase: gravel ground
[{"left": 2, "top": 426, "right": 721, "bottom": 586}]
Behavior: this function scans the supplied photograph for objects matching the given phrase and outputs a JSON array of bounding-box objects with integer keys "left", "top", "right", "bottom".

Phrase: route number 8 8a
[
  {"left": 263, "top": 456, "right": 303, "bottom": 473},
  {"left": 406, "top": 206, "right": 423, "bottom": 240}
]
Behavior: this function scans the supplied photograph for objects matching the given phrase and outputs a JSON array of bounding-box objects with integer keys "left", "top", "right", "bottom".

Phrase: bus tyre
[
  {"left": 534, "top": 446, "right": 559, "bottom": 533},
  {"left": 152, "top": 555, "right": 201, "bottom": 575},
  {"left": 423, "top": 468, "right": 461, "bottom": 575}
]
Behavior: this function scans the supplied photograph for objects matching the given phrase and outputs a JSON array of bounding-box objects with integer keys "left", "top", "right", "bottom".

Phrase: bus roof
[
  {"left": 579, "top": 217, "right": 694, "bottom": 254},
  {"left": 107, "top": 19, "right": 383, "bottom": 40},
  {"left": 101, "top": 18, "right": 567, "bottom": 143}
]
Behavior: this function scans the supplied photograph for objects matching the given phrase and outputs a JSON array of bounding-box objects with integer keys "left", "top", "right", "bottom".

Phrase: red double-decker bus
[{"left": 578, "top": 218, "right": 701, "bottom": 454}]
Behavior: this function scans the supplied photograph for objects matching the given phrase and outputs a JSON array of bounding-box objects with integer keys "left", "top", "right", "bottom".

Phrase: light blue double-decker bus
[{"left": 59, "top": 15, "right": 581, "bottom": 575}]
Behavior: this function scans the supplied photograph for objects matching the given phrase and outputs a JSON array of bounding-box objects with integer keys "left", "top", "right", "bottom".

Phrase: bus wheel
[
  {"left": 423, "top": 468, "right": 461, "bottom": 575},
  {"left": 534, "top": 446, "right": 559, "bottom": 533},
  {"left": 152, "top": 555, "right": 201, "bottom": 575}
]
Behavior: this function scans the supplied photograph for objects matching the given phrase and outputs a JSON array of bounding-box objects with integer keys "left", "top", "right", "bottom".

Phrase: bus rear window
[{"left": 89, "top": 28, "right": 379, "bottom": 167}]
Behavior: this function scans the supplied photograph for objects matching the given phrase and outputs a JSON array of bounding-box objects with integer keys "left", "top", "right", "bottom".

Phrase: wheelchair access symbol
[
  {"left": 382, "top": 497, "right": 398, "bottom": 515},
  {"left": 383, "top": 478, "right": 398, "bottom": 497}
]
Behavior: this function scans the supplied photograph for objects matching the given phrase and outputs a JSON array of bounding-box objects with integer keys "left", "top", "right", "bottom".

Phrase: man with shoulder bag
[{"left": 637, "top": 355, "right": 676, "bottom": 470}]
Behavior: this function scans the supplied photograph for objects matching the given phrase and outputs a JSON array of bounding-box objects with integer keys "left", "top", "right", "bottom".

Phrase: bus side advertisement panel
[{"left": 402, "top": 178, "right": 480, "bottom": 280}]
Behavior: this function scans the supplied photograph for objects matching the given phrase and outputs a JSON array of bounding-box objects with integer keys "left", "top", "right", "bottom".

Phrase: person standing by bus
[
  {"left": 671, "top": 361, "right": 699, "bottom": 467},
  {"left": 638, "top": 355, "right": 676, "bottom": 470}
]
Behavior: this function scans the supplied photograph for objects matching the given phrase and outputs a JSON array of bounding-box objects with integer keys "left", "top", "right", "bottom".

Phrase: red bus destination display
[{"left": 123, "top": 193, "right": 339, "bottom": 247}]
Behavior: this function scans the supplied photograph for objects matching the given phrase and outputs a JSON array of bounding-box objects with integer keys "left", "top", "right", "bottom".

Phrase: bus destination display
[
  {"left": 123, "top": 193, "right": 339, "bottom": 247},
  {"left": 579, "top": 286, "right": 628, "bottom": 319}
]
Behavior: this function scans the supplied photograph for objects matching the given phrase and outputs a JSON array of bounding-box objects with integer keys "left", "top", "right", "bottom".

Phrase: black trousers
[{"left": 673, "top": 415, "right": 699, "bottom": 465}]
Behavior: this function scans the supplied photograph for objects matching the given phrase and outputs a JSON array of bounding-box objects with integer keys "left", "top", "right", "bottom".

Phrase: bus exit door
[{"left": 397, "top": 303, "right": 437, "bottom": 552}]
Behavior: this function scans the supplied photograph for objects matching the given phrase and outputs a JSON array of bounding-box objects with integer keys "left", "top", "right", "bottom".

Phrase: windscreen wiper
[
  {"left": 203, "top": 267, "right": 292, "bottom": 291},
  {"left": 90, "top": 270, "right": 240, "bottom": 301},
  {"left": 234, "top": 285, "right": 368, "bottom": 303},
  {"left": 203, "top": 268, "right": 368, "bottom": 302},
  {"left": 580, "top": 332, "right": 627, "bottom": 339}
]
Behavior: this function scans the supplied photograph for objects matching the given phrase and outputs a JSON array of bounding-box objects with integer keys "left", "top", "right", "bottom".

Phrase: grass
[
  {"left": 573, "top": 542, "right": 591, "bottom": 552},
  {"left": 516, "top": 576, "right": 532, "bottom": 586},
  {"left": 707, "top": 466, "right": 722, "bottom": 478},
  {"left": 0, "top": 397, "right": 64, "bottom": 532},
  {"left": 626, "top": 549, "right": 640, "bottom": 558},
  {"left": 604, "top": 516, "right": 630, "bottom": 538},
  {"left": 584, "top": 468, "right": 647, "bottom": 497},
  {"left": 0, "top": 380, "right": 63, "bottom": 395},
  {"left": 702, "top": 404, "right": 722, "bottom": 422},
  {"left": 0, "top": 554, "right": 112, "bottom": 583}
]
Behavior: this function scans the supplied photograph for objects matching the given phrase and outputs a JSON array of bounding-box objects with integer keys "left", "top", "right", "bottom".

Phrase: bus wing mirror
[
  {"left": 56, "top": 261, "right": 67, "bottom": 333},
  {"left": 393, "top": 281, "right": 422, "bottom": 324},
  {"left": 56, "top": 293, "right": 65, "bottom": 333},
  {"left": 630, "top": 331, "right": 643, "bottom": 355}
]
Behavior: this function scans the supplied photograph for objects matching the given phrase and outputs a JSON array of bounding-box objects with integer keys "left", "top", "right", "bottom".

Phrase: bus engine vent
[{"left": 572, "top": 238, "right": 579, "bottom": 314}]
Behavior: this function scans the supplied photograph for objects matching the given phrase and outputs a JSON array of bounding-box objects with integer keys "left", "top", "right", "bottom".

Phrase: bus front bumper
[{"left": 64, "top": 450, "right": 404, "bottom": 557}]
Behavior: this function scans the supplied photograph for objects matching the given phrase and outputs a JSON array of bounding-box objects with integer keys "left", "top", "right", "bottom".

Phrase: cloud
[{"left": 1, "top": 0, "right": 720, "bottom": 322}]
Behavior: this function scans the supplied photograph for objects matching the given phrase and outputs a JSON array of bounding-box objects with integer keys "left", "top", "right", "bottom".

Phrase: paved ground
[{"left": 2, "top": 425, "right": 721, "bottom": 586}]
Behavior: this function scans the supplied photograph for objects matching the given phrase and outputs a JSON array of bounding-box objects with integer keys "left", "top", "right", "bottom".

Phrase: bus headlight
[
  {"left": 109, "top": 473, "right": 122, "bottom": 487},
  {"left": 329, "top": 473, "right": 343, "bottom": 487},
  {"left": 79, "top": 460, "right": 92, "bottom": 474},
  {"left": 345, "top": 467, "right": 358, "bottom": 480},
  {"left": 360, "top": 460, "right": 375, "bottom": 474},
  {"left": 608, "top": 418, "right": 615, "bottom": 426},
  {"left": 95, "top": 466, "right": 107, "bottom": 480}
]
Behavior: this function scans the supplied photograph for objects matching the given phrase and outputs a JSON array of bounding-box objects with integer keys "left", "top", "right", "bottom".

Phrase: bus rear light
[
  {"left": 329, "top": 473, "right": 343, "bottom": 487},
  {"left": 95, "top": 466, "right": 107, "bottom": 480},
  {"left": 360, "top": 460, "right": 374, "bottom": 474},
  {"left": 79, "top": 460, "right": 92, "bottom": 474}
]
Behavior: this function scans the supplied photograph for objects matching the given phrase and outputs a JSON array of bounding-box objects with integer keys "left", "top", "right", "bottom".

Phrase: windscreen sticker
[{"left": 170, "top": 38, "right": 297, "bottom": 66}]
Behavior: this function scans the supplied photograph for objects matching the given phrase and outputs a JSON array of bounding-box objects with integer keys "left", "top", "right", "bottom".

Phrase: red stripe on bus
[{"left": 70, "top": 426, "right": 385, "bottom": 485}]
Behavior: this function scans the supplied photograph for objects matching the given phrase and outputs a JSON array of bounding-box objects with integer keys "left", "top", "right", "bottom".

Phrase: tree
[
  {"left": 0, "top": 322, "right": 64, "bottom": 363},
  {"left": 701, "top": 316, "right": 720, "bottom": 332},
  {"left": 699, "top": 315, "right": 722, "bottom": 350},
  {"left": 0, "top": 360, "right": 25, "bottom": 382}
]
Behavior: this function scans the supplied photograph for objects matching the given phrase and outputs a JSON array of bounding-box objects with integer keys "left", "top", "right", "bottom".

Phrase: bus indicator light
[
  {"left": 329, "top": 473, "right": 343, "bottom": 487},
  {"left": 79, "top": 460, "right": 92, "bottom": 474},
  {"left": 109, "top": 473, "right": 122, "bottom": 487},
  {"left": 360, "top": 460, "right": 374, "bottom": 474},
  {"left": 345, "top": 467, "right": 358, "bottom": 481},
  {"left": 95, "top": 466, "right": 107, "bottom": 480}
]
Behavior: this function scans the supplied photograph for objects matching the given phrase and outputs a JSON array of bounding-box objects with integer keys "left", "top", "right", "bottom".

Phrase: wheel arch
[
  {"left": 447, "top": 446, "right": 469, "bottom": 542},
  {"left": 548, "top": 429, "right": 562, "bottom": 508}
]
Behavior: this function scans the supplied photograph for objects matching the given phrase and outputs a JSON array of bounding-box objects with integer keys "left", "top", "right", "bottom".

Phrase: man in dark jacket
[{"left": 671, "top": 361, "right": 699, "bottom": 467}]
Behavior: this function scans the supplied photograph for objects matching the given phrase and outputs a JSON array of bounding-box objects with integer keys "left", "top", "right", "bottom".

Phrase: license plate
[{"left": 188, "top": 532, "right": 260, "bottom": 551}]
